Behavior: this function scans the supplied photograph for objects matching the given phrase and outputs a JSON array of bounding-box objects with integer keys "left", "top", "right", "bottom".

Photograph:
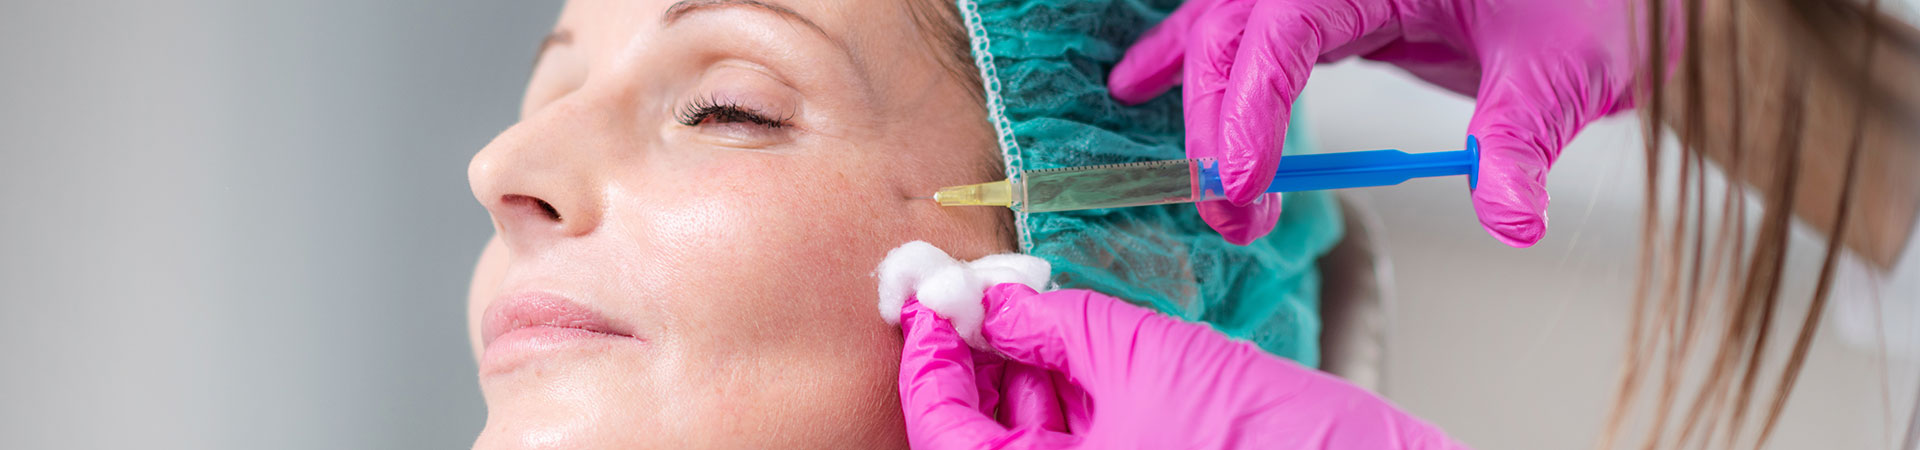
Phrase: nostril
[
  {"left": 502, "top": 194, "right": 563, "bottom": 222},
  {"left": 535, "top": 199, "right": 561, "bottom": 221}
]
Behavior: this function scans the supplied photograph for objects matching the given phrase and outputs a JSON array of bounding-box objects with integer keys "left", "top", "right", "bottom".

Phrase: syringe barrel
[
  {"left": 1020, "top": 159, "right": 1203, "bottom": 212},
  {"left": 1014, "top": 139, "right": 1480, "bottom": 213}
]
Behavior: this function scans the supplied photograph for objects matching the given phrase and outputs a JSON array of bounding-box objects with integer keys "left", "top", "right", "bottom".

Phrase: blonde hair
[{"left": 1613, "top": 0, "right": 1919, "bottom": 448}]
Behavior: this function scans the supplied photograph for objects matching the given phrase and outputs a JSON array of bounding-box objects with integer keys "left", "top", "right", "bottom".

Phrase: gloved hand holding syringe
[{"left": 924, "top": 137, "right": 1480, "bottom": 213}]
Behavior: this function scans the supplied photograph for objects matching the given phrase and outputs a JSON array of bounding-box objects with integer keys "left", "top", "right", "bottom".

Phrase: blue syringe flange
[
  {"left": 1198, "top": 158, "right": 1226, "bottom": 200},
  {"left": 1466, "top": 135, "right": 1481, "bottom": 191}
]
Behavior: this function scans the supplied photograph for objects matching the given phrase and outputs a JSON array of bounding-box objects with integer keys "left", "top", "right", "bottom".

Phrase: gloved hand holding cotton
[
  {"left": 876, "top": 241, "right": 1051, "bottom": 349},
  {"left": 887, "top": 258, "right": 1470, "bottom": 449}
]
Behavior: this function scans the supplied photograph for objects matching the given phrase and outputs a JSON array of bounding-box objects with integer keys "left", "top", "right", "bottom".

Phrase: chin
[
  {"left": 475, "top": 360, "right": 669, "bottom": 449},
  {"left": 474, "top": 393, "right": 671, "bottom": 450}
]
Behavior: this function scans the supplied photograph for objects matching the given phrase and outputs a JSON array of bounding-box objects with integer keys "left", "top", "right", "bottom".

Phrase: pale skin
[{"left": 465, "top": 0, "right": 1008, "bottom": 447}]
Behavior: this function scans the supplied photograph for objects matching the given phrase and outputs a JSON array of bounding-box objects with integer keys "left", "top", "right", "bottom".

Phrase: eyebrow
[{"left": 661, "top": 0, "right": 840, "bottom": 50}]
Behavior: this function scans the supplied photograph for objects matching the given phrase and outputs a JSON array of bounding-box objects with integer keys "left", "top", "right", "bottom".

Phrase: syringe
[{"left": 931, "top": 138, "right": 1480, "bottom": 213}]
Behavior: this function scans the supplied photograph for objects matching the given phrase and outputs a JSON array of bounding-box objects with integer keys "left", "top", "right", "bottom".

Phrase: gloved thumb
[
  {"left": 1463, "top": 62, "right": 1574, "bottom": 248},
  {"left": 977, "top": 284, "right": 1167, "bottom": 389},
  {"left": 1463, "top": 126, "right": 1553, "bottom": 248}
]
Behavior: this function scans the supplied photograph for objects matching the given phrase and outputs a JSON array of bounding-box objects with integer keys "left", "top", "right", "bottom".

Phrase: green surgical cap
[{"left": 957, "top": 0, "right": 1344, "bottom": 365}]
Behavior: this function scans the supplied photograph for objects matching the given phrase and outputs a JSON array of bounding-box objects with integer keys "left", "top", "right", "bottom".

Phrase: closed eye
[{"left": 676, "top": 97, "right": 792, "bottom": 128}]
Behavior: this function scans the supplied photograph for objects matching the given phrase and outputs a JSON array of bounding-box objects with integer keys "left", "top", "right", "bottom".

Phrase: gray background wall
[
  {"left": 1, "top": 1, "right": 1913, "bottom": 449},
  {"left": 0, "top": 1, "right": 551, "bottom": 448}
]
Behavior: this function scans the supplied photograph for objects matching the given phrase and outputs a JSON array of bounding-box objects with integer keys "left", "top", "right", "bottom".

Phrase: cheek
[
  {"left": 612, "top": 160, "right": 909, "bottom": 431},
  {"left": 612, "top": 160, "right": 903, "bottom": 335}
]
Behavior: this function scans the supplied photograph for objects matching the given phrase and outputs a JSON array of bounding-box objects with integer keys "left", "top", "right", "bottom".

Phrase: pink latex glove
[
  {"left": 1107, "top": 0, "right": 1640, "bottom": 247},
  {"left": 898, "top": 284, "right": 1466, "bottom": 449}
]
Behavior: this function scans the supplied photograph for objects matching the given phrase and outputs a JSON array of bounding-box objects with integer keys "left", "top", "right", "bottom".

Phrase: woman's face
[{"left": 464, "top": 0, "right": 1008, "bottom": 448}]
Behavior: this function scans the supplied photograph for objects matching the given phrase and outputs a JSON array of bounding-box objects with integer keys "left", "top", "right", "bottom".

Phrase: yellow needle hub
[{"left": 932, "top": 180, "right": 1014, "bottom": 207}]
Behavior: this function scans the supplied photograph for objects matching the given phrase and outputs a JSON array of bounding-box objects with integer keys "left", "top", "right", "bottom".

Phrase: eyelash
[{"left": 675, "top": 97, "right": 792, "bottom": 129}]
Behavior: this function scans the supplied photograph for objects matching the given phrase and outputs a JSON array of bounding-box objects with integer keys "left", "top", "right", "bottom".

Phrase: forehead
[
  {"left": 547, "top": 0, "right": 964, "bottom": 112},
  {"left": 552, "top": 0, "right": 926, "bottom": 63}
]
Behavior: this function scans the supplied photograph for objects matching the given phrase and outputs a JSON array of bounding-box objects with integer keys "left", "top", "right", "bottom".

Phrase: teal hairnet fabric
[{"left": 957, "top": 0, "right": 1344, "bottom": 366}]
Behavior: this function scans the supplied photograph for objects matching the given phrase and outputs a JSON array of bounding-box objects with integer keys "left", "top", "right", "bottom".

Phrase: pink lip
[{"left": 480, "top": 292, "right": 641, "bottom": 372}]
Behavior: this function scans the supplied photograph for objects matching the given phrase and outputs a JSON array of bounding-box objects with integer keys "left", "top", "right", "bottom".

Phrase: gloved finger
[
  {"left": 1178, "top": 1, "right": 1281, "bottom": 244},
  {"left": 899, "top": 299, "right": 1014, "bottom": 447},
  {"left": 1107, "top": 0, "right": 1228, "bottom": 104},
  {"left": 1196, "top": 194, "right": 1282, "bottom": 245},
  {"left": 1220, "top": 0, "right": 1396, "bottom": 205},
  {"left": 900, "top": 300, "right": 1080, "bottom": 450},
  {"left": 1463, "top": 51, "right": 1626, "bottom": 248},
  {"left": 971, "top": 348, "right": 1007, "bottom": 417},
  {"left": 1051, "top": 371, "right": 1093, "bottom": 433},
  {"left": 976, "top": 284, "right": 1079, "bottom": 377},
  {"left": 1466, "top": 130, "right": 1552, "bottom": 248},
  {"left": 997, "top": 363, "right": 1068, "bottom": 433},
  {"left": 979, "top": 284, "right": 1170, "bottom": 389}
]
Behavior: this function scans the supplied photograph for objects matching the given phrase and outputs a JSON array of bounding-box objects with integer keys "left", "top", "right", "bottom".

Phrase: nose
[{"left": 469, "top": 101, "right": 609, "bottom": 252}]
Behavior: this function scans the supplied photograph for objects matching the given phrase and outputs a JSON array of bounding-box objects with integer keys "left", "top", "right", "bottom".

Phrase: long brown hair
[{"left": 1610, "top": 0, "right": 1920, "bottom": 448}]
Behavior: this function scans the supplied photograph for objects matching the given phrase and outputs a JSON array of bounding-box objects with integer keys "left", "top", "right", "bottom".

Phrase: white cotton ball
[
  {"left": 914, "top": 264, "right": 988, "bottom": 347},
  {"left": 873, "top": 241, "right": 958, "bottom": 325},
  {"left": 967, "top": 253, "right": 1053, "bottom": 291},
  {"left": 873, "top": 241, "right": 1055, "bottom": 350}
]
